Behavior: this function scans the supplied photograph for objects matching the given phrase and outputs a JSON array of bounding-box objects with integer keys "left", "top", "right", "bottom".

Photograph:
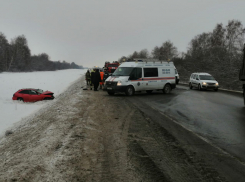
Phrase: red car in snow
[{"left": 12, "top": 88, "right": 55, "bottom": 102}]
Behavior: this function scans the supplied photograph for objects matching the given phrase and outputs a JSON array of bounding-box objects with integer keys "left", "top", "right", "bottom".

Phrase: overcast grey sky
[{"left": 0, "top": 0, "right": 245, "bottom": 67}]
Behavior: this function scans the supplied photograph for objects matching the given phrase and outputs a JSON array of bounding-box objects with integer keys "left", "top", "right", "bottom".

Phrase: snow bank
[{"left": 0, "top": 69, "right": 86, "bottom": 135}]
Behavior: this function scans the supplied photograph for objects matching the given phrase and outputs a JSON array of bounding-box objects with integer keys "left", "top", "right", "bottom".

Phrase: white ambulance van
[{"left": 104, "top": 59, "right": 176, "bottom": 96}]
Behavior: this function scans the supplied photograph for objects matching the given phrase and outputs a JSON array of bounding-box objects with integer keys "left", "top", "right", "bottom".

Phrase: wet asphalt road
[{"left": 127, "top": 85, "right": 245, "bottom": 162}]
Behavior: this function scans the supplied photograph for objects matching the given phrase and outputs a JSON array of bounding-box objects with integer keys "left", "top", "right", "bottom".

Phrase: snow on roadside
[{"left": 0, "top": 69, "right": 87, "bottom": 136}]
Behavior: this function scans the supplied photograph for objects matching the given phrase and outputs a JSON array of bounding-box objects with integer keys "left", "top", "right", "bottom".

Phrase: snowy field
[{"left": 0, "top": 69, "right": 86, "bottom": 136}]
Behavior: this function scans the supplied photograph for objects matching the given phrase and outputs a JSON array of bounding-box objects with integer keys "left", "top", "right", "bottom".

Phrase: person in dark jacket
[
  {"left": 93, "top": 69, "right": 102, "bottom": 91},
  {"left": 85, "top": 70, "right": 91, "bottom": 85},
  {"left": 103, "top": 69, "right": 110, "bottom": 82},
  {"left": 90, "top": 69, "right": 95, "bottom": 90}
]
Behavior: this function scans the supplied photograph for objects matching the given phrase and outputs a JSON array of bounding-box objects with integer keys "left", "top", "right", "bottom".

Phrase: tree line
[
  {"left": 0, "top": 33, "right": 82, "bottom": 72},
  {"left": 117, "top": 20, "right": 245, "bottom": 90}
]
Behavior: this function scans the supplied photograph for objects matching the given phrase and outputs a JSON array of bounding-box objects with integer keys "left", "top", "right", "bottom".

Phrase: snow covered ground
[{"left": 0, "top": 69, "right": 86, "bottom": 136}]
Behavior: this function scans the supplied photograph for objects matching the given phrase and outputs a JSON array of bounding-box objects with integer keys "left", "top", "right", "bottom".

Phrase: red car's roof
[
  {"left": 19, "top": 88, "right": 36, "bottom": 90},
  {"left": 17, "top": 88, "right": 53, "bottom": 93}
]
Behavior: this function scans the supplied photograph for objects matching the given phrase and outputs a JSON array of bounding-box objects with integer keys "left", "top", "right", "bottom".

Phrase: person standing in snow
[
  {"left": 85, "top": 70, "right": 91, "bottom": 86},
  {"left": 90, "top": 69, "right": 95, "bottom": 90},
  {"left": 93, "top": 69, "right": 102, "bottom": 91},
  {"left": 99, "top": 69, "right": 104, "bottom": 89}
]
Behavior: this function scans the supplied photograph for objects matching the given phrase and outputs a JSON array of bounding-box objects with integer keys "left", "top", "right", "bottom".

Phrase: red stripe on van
[
  {"left": 111, "top": 77, "right": 116, "bottom": 81},
  {"left": 143, "top": 77, "right": 175, "bottom": 80},
  {"left": 131, "top": 77, "right": 175, "bottom": 81}
]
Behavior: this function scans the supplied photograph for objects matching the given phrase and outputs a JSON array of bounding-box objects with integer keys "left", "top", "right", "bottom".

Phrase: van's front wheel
[
  {"left": 125, "top": 86, "right": 135, "bottom": 96},
  {"left": 163, "top": 84, "right": 171, "bottom": 94}
]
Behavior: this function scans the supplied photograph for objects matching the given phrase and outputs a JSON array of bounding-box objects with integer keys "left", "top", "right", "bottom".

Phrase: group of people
[
  {"left": 85, "top": 68, "right": 110, "bottom": 91},
  {"left": 85, "top": 69, "right": 102, "bottom": 91}
]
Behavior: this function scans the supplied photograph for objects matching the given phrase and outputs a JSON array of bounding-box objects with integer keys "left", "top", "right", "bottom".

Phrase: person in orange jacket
[{"left": 99, "top": 69, "right": 104, "bottom": 89}]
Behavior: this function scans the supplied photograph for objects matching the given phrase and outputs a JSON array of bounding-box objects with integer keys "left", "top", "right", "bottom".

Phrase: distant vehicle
[
  {"left": 12, "top": 88, "right": 54, "bottom": 102},
  {"left": 175, "top": 68, "right": 179, "bottom": 84},
  {"left": 104, "top": 59, "right": 176, "bottom": 96},
  {"left": 189, "top": 73, "right": 219, "bottom": 91},
  {"left": 104, "top": 61, "right": 120, "bottom": 73}
]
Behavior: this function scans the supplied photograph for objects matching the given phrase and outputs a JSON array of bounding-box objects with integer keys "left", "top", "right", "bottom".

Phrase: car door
[
  {"left": 129, "top": 67, "right": 144, "bottom": 91},
  {"left": 19, "top": 90, "right": 30, "bottom": 102},
  {"left": 29, "top": 90, "right": 41, "bottom": 102}
]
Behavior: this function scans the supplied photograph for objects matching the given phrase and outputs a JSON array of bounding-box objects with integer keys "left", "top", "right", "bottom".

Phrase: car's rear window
[{"left": 19, "top": 90, "right": 29, "bottom": 94}]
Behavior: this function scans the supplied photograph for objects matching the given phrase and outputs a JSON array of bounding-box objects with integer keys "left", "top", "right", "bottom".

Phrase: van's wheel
[
  {"left": 125, "top": 86, "right": 135, "bottom": 96},
  {"left": 146, "top": 90, "right": 153, "bottom": 94},
  {"left": 17, "top": 97, "right": 24, "bottom": 102},
  {"left": 175, "top": 77, "right": 179, "bottom": 84},
  {"left": 214, "top": 88, "right": 218, "bottom": 92},
  {"left": 189, "top": 83, "right": 193, "bottom": 89},
  {"left": 198, "top": 84, "right": 202, "bottom": 91},
  {"left": 163, "top": 84, "right": 171, "bottom": 94},
  {"left": 107, "top": 91, "right": 115, "bottom": 95}
]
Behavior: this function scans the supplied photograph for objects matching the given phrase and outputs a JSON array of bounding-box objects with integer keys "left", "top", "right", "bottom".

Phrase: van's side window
[
  {"left": 130, "top": 68, "right": 142, "bottom": 80},
  {"left": 144, "top": 68, "right": 158, "bottom": 77}
]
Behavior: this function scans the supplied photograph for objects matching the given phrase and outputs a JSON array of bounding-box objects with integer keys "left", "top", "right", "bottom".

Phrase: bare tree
[
  {"left": 118, "top": 56, "right": 128, "bottom": 63},
  {"left": 9, "top": 35, "right": 31, "bottom": 71},
  {"left": 138, "top": 49, "right": 149, "bottom": 58},
  {"left": 225, "top": 20, "right": 245, "bottom": 55},
  {"left": 0, "top": 32, "right": 11, "bottom": 72},
  {"left": 129, "top": 51, "right": 139, "bottom": 59},
  {"left": 151, "top": 46, "right": 160, "bottom": 59}
]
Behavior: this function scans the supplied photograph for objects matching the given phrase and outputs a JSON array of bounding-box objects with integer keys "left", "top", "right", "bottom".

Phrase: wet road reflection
[{"left": 129, "top": 86, "right": 245, "bottom": 161}]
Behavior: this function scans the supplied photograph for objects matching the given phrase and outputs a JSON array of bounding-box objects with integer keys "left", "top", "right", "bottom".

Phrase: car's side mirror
[{"left": 196, "top": 78, "right": 199, "bottom": 80}]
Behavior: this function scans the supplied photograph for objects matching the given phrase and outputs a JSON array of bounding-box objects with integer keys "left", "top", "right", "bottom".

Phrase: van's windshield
[{"left": 112, "top": 67, "right": 134, "bottom": 76}]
